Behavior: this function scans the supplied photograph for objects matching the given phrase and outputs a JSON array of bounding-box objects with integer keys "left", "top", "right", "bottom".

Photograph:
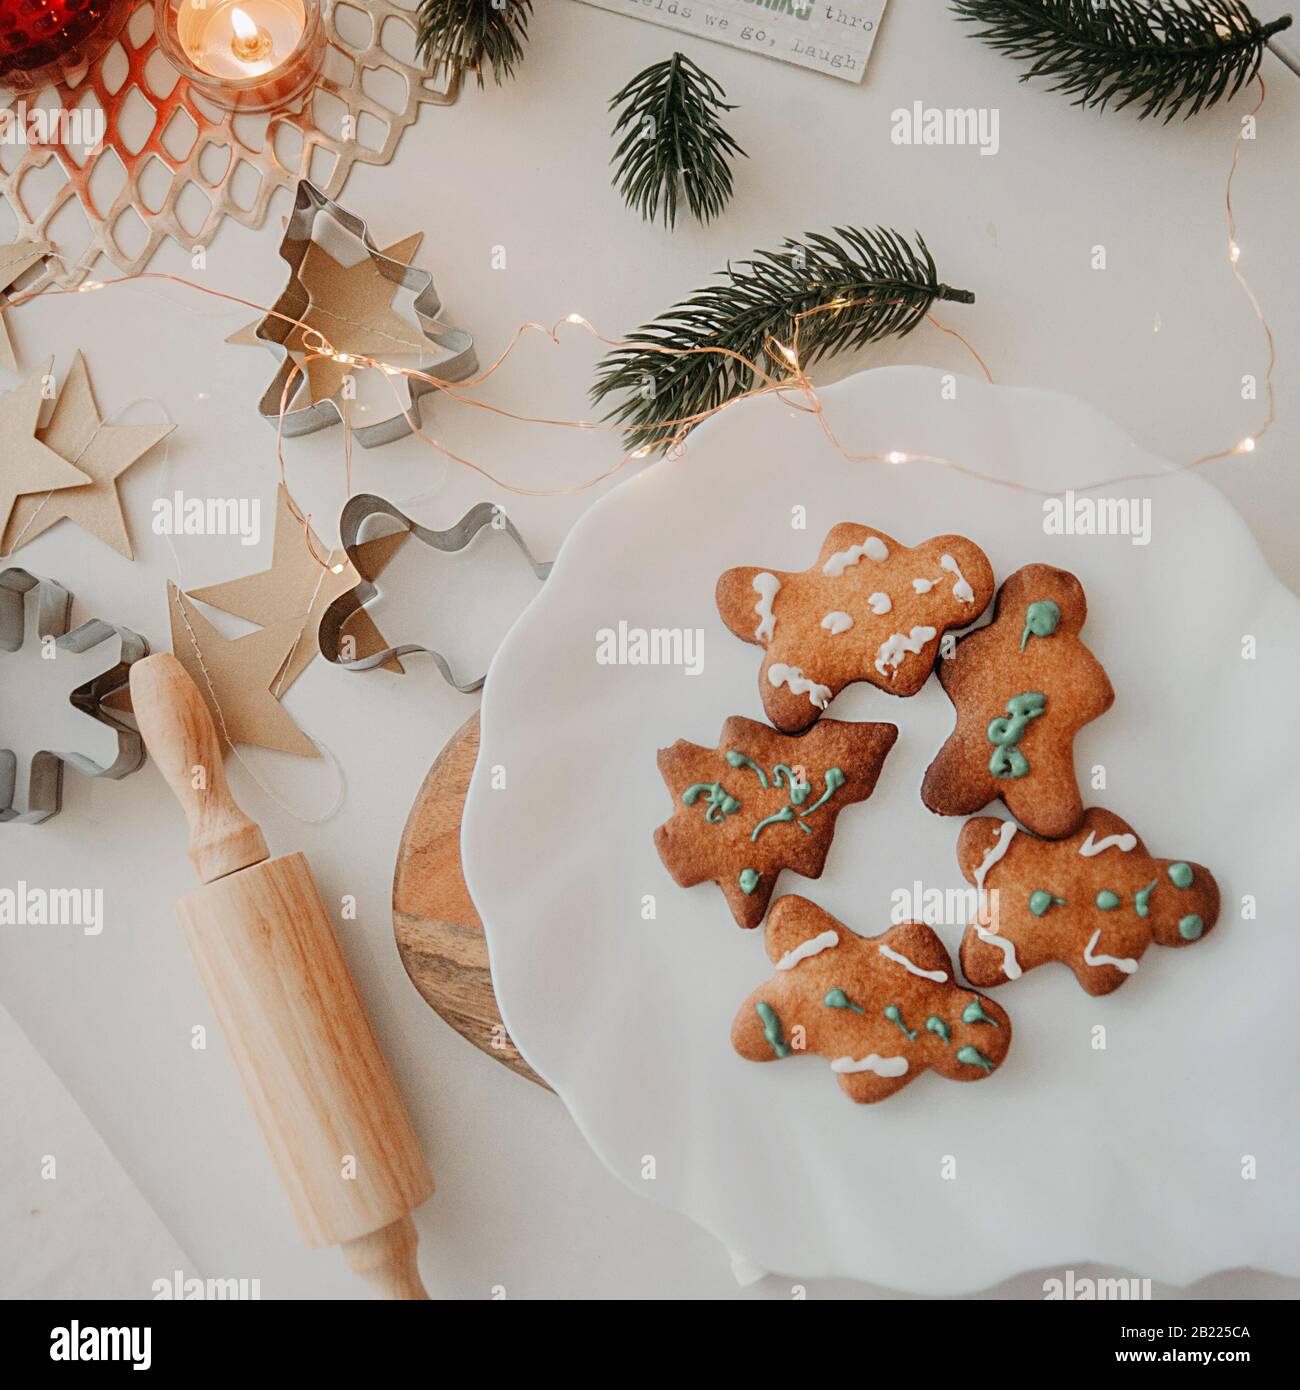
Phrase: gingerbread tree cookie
[
  {"left": 922, "top": 563, "right": 1113, "bottom": 839},
  {"left": 956, "top": 809, "right": 1220, "bottom": 997},
  {"left": 716, "top": 524, "right": 995, "bottom": 733},
  {"left": 731, "top": 897, "right": 1012, "bottom": 1104},
  {"left": 654, "top": 716, "right": 897, "bottom": 929}
]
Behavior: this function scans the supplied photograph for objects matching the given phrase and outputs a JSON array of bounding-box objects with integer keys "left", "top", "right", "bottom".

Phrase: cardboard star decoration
[
  {"left": 0, "top": 240, "right": 51, "bottom": 371},
  {"left": 166, "top": 581, "right": 319, "bottom": 759},
  {"left": 0, "top": 361, "right": 91, "bottom": 538},
  {"left": 187, "top": 485, "right": 408, "bottom": 691},
  {"left": 2, "top": 352, "right": 174, "bottom": 559}
]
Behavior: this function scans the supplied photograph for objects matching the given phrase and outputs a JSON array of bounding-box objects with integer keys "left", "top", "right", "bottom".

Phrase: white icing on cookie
[
  {"left": 912, "top": 577, "right": 939, "bottom": 594},
  {"left": 1078, "top": 831, "right": 1137, "bottom": 858},
  {"left": 821, "top": 611, "right": 853, "bottom": 636},
  {"left": 1084, "top": 928, "right": 1139, "bottom": 975},
  {"left": 830, "top": 1053, "right": 909, "bottom": 1077},
  {"left": 878, "top": 943, "right": 948, "bottom": 983},
  {"left": 973, "top": 922, "right": 1021, "bottom": 980},
  {"left": 973, "top": 820, "right": 1018, "bottom": 896},
  {"left": 768, "top": 663, "right": 831, "bottom": 709},
  {"left": 823, "top": 534, "right": 888, "bottom": 577},
  {"left": 940, "top": 554, "right": 975, "bottom": 603},
  {"left": 867, "top": 592, "right": 892, "bottom": 615},
  {"left": 971, "top": 821, "right": 1022, "bottom": 979},
  {"left": 752, "top": 572, "right": 781, "bottom": 642},
  {"left": 874, "top": 626, "right": 937, "bottom": 678},
  {"left": 775, "top": 929, "right": 840, "bottom": 971}
]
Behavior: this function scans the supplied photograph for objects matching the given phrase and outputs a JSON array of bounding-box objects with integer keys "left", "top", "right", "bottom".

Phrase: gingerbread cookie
[
  {"left": 921, "top": 563, "right": 1113, "bottom": 839},
  {"left": 654, "top": 716, "right": 897, "bottom": 929},
  {"left": 957, "top": 809, "right": 1220, "bottom": 996},
  {"left": 716, "top": 524, "right": 995, "bottom": 733},
  {"left": 731, "top": 897, "right": 1012, "bottom": 1104}
]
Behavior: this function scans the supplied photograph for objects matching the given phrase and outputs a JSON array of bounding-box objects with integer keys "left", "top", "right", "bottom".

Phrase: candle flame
[{"left": 230, "top": 7, "right": 259, "bottom": 42}]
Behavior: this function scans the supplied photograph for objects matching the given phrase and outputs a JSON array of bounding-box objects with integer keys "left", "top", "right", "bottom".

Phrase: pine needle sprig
[
  {"left": 415, "top": 0, "right": 533, "bottom": 88},
  {"left": 952, "top": 0, "right": 1293, "bottom": 121},
  {"left": 609, "top": 52, "right": 747, "bottom": 228},
  {"left": 591, "top": 228, "right": 974, "bottom": 455}
]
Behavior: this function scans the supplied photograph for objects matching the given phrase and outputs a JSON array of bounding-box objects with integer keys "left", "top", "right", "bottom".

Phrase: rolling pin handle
[
  {"left": 340, "top": 1215, "right": 429, "bottom": 1300},
  {"left": 129, "top": 653, "right": 270, "bottom": 883}
]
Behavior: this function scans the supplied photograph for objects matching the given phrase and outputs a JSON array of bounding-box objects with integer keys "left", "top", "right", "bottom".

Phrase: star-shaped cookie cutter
[
  {"left": 317, "top": 494, "right": 552, "bottom": 693},
  {"left": 1, "top": 567, "right": 148, "bottom": 824},
  {"left": 250, "top": 180, "right": 478, "bottom": 448}
]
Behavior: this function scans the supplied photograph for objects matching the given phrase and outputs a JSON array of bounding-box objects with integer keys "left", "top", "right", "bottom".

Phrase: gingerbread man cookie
[
  {"left": 731, "top": 897, "right": 1012, "bottom": 1103},
  {"left": 654, "top": 716, "right": 897, "bottom": 929},
  {"left": 716, "top": 524, "right": 995, "bottom": 733},
  {"left": 956, "top": 809, "right": 1221, "bottom": 996},
  {"left": 921, "top": 563, "right": 1113, "bottom": 839}
]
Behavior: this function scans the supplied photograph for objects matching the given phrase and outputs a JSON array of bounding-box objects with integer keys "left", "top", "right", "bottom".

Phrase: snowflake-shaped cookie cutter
[
  {"left": 1, "top": 568, "right": 148, "bottom": 824},
  {"left": 248, "top": 179, "right": 477, "bottom": 447},
  {"left": 317, "top": 494, "right": 551, "bottom": 692}
]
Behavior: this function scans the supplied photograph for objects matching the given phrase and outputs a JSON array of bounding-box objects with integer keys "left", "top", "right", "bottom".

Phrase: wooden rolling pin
[{"left": 130, "top": 653, "right": 434, "bottom": 1299}]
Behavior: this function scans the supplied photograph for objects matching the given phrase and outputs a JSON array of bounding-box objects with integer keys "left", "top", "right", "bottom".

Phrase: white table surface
[{"left": 3, "top": 0, "right": 1298, "bottom": 1299}]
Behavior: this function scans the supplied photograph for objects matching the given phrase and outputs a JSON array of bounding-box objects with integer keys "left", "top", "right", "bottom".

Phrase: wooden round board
[{"left": 392, "top": 712, "right": 550, "bottom": 1089}]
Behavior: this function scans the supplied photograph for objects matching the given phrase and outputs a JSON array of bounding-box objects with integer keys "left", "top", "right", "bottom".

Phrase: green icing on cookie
[
  {"left": 824, "top": 988, "right": 865, "bottom": 1015},
  {"left": 682, "top": 781, "right": 740, "bottom": 824},
  {"left": 1179, "top": 914, "right": 1204, "bottom": 940},
  {"left": 799, "top": 767, "right": 845, "bottom": 817},
  {"left": 1095, "top": 889, "right": 1121, "bottom": 910},
  {"left": 883, "top": 1004, "right": 918, "bottom": 1041},
  {"left": 987, "top": 692, "right": 1045, "bottom": 780},
  {"left": 925, "top": 1015, "right": 951, "bottom": 1044},
  {"left": 956, "top": 1045, "right": 995, "bottom": 1073},
  {"left": 1169, "top": 862, "right": 1194, "bottom": 889},
  {"left": 1135, "top": 879, "right": 1157, "bottom": 918},
  {"left": 961, "top": 998, "right": 999, "bottom": 1027},
  {"left": 725, "top": 750, "right": 768, "bottom": 788},
  {"left": 1020, "top": 600, "right": 1061, "bottom": 650},
  {"left": 755, "top": 1001, "right": 790, "bottom": 1057},
  {"left": 1029, "top": 889, "right": 1066, "bottom": 917},
  {"left": 739, "top": 868, "right": 760, "bottom": 895},
  {"left": 751, "top": 805, "right": 796, "bottom": 841},
  {"left": 772, "top": 765, "right": 807, "bottom": 802}
]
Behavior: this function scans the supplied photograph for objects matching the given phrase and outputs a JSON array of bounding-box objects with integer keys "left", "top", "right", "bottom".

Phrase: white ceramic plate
[{"left": 462, "top": 367, "right": 1300, "bottom": 1293}]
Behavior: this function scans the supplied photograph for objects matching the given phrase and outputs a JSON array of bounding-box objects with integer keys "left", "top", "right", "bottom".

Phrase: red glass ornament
[{"left": 0, "top": 0, "right": 130, "bottom": 92}]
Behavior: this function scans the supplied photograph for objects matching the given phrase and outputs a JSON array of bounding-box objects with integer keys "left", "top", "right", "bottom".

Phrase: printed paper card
[{"left": 574, "top": 0, "right": 889, "bottom": 83}]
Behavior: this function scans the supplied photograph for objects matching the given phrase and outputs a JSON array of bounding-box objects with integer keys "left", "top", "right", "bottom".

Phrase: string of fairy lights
[{"left": 0, "top": 72, "right": 1280, "bottom": 820}]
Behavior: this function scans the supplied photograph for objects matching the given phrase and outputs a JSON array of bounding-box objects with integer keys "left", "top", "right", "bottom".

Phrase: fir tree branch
[
  {"left": 609, "top": 52, "right": 747, "bottom": 228},
  {"left": 591, "top": 228, "right": 973, "bottom": 455},
  {"left": 415, "top": 0, "right": 533, "bottom": 88},
  {"left": 952, "top": 0, "right": 1292, "bottom": 121}
]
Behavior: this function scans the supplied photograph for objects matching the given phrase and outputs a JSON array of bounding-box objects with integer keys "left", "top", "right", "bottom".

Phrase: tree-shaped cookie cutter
[
  {"left": 318, "top": 495, "right": 551, "bottom": 692},
  {"left": 1, "top": 568, "right": 148, "bottom": 824},
  {"left": 248, "top": 179, "right": 477, "bottom": 446}
]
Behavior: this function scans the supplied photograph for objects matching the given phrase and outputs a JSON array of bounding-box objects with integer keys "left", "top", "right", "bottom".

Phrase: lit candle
[{"left": 155, "top": 0, "right": 323, "bottom": 112}]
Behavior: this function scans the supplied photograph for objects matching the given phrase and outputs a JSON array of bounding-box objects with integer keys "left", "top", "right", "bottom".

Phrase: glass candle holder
[
  {"left": 154, "top": 0, "right": 323, "bottom": 113},
  {"left": 0, "top": 0, "right": 132, "bottom": 93}
]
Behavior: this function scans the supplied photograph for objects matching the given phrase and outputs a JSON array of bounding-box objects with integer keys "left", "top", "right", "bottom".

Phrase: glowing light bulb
[
  {"left": 566, "top": 313, "right": 584, "bottom": 324},
  {"left": 330, "top": 563, "right": 345, "bottom": 573},
  {"left": 887, "top": 451, "right": 908, "bottom": 465},
  {"left": 1229, "top": 242, "right": 1241, "bottom": 263},
  {"left": 778, "top": 344, "right": 798, "bottom": 366},
  {"left": 1236, "top": 436, "right": 1256, "bottom": 454}
]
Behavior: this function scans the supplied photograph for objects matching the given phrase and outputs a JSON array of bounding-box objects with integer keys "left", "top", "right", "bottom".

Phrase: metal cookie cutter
[
  {"left": 251, "top": 180, "right": 478, "bottom": 448},
  {"left": 318, "top": 495, "right": 552, "bottom": 693},
  {"left": 1, "top": 568, "right": 148, "bottom": 824}
]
